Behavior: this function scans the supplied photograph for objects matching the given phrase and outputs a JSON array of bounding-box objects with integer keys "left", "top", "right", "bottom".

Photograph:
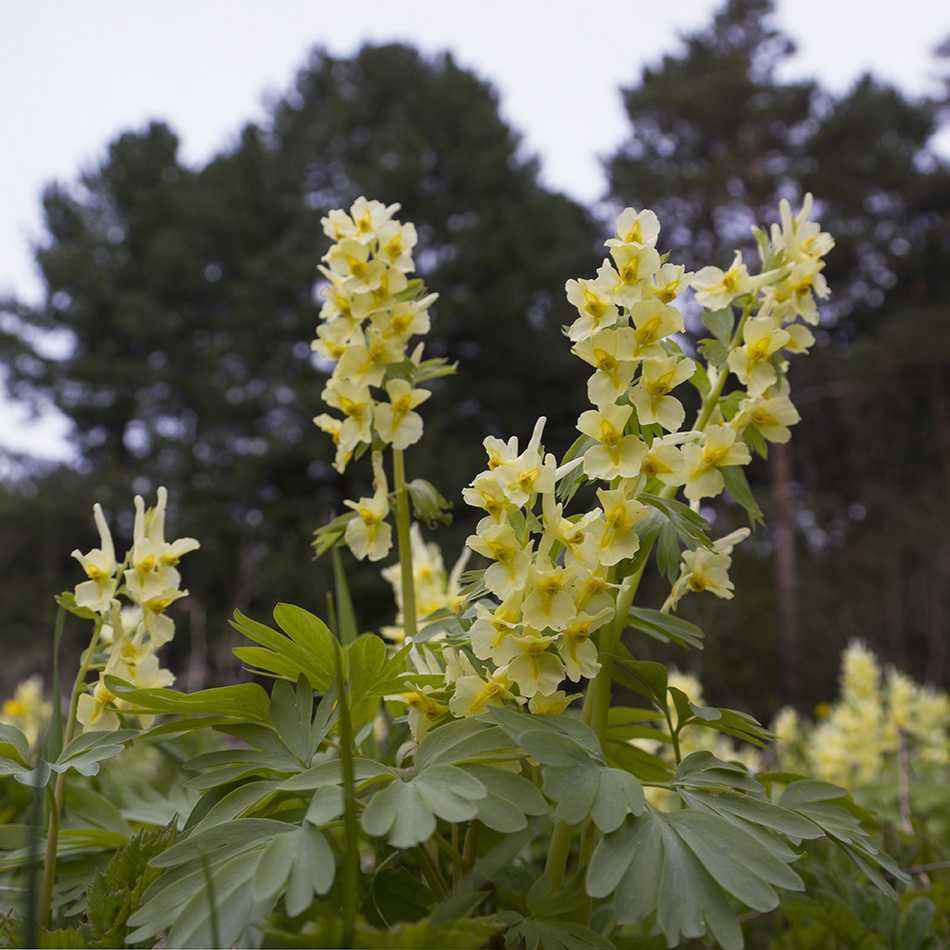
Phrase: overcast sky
[{"left": 1, "top": 0, "right": 948, "bottom": 459}]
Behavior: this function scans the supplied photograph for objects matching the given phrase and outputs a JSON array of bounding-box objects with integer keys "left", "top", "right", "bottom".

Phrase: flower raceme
[
  {"left": 312, "top": 198, "right": 443, "bottom": 564},
  {"left": 443, "top": 194, "right": 833, "bottom": 717},
  {"left": 68, "top": 487, "right": 199, "bottom": 731}
]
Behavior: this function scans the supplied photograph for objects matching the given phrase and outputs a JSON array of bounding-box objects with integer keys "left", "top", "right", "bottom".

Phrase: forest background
[{"left": 1, "top": 0, "right": 949, "bottom": 723}]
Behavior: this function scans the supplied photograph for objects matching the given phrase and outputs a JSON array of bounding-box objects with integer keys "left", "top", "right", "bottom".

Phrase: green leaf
[
  {"left": 720, "top": 464, "right": 764, "bottom": 524},
  {"left": 627, "top": 606, "right": 704, "bottom": 650},
  {"left": 607, "top": 657, "right": 667, "bottom": 709},
  {"left": 524, "top": 870, "right": 588, "bottom": 918},
  {"left": 685, "top": 703, "right": 775, "bottom": 749},
  {"left": 701, "top": 307, "right": 735, "bottom": 344},
  {"left": 64, "top": 785, "right": 132, "bottom": 836},
  {"left": 679, "top": 788, "right": 823, "bottom": 841},
  {"left": 128, "top": 849, "right": 267, "bottom": 949},
  {"left": 149, "top": 817, "right": 289, "bottom": 869},
  {"left": 639, "top": 493, "right": 713, "bottom": 551},
  {"left": 230, "top": 607, "right": 334, "bottom": 692},
  {"left": 366, "top": 866, "right": 436, "bottom": 928},
  {"left": 459, "top": 763, "right": 549, "bottom": 832},
  {"left": 487, "top": 707, "right": 605, "bottom": 766},
  {"left": 415, "top": 717, "right": 518, "bottom": 770},
  {"left": 587, "top": 811, "right": 744, "bottom": 950},
  {"left": 268, "top": 676, "right": 314, "bottom": 765},
  {"left": 361, "top": 765, "right": 486, "bottom": 848},
  {"left": 555, "top": 435, "right": 597, "bottom": 505},
  {"left": 106, "top": 676, "right": 272, "bottom": 723},
  {"left": 54, "top": 591, "right": 98, "bottom": 621},
  {"left": 274, "top": 604, "right": 336, "bottom": 677},
  {"left": 189, "top": 780, "right": 283, "bottom": 833},
  {"left": 670, "top": 808, "right": 803, "bottom": 910},
  {"left": 311, "top": 510, "right": 357, "bottom": 559},
  {"left": 279, "top": 757, "right": 397, "bottom": 792},
  {"left": 543, "top": 765, "right": 644, "bottom": 831},
  {"left": 668, "top": 751, "right": 765, "bottom": 795},
  {"left": 304, "top": 785, "right": 344, "bottom": 826},
  {"left": 252, "top": 824, "right": 335, "bottom": 914},
  {"left": 85, "top": 825, "right": 178, "bottom": 946},
  {"left": 406, "top": 478, "right": 453, "bottom": 527},
  {"left": 776, "top": 779, "right": 910, "bottom": 894},
  {"left": 698, "top": 338, "right": 730, "bottom": 371},
  {"left": 604, "top": 739, "right": 675, "bottom": 783},
  {"left": 51, "top": 728, "right": 138, "bottom": 777},
  {"left": 505, "top": 916, "right": 614, "bottom": 950}
]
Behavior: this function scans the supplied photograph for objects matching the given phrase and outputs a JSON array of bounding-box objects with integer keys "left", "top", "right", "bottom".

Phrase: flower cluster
[
  {"left": 313, "top": 198, "right": 438, "bottom": 563},
  {"left": 447, "top": 197, "right": 832, "bottom": 717},
  {"left": 70, "top": 488, "right": 198, "bottom": 730},
  {"left": 773, "top": 640, "right": 950, "bottom": 785}
]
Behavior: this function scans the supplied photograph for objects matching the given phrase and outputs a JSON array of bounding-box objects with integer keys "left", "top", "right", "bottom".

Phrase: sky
[{"left": 1, "top": 0, "right": 948, "bottom": 461}]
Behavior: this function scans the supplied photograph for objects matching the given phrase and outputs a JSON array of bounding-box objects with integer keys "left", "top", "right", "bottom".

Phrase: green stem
[
  {"left": 39, "top": 618, "right": 103, "bottom": 928},
  {"left": 693, "top": 299, "right": 753, "bottom": 433},
  {"left": 543, "top": 818, "right": 575, "bottom": 891},
  {"left": 582, "top": 562, "right": 645, "bottom": 743},
  {"left": 334, "top": 642, "right": 358, "bottom": 949},
  {"left": 416, "top": 840, "right": 449, "bottom": 901},
  {"left": 575, "top": 819, "right": 597, "bottom": 926},
  {"left": 392, "top": 449, "right": 418, "bottom": 642},
  {"left": 460, "top": 818, "right": 481, "bottom": 877}
]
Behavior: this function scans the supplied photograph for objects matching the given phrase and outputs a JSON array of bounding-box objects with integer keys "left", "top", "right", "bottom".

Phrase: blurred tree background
[{"left": 0, "top": 0, "right": 948, "bottom": 721}]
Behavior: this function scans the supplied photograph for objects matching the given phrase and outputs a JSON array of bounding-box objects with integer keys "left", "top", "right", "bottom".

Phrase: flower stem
[
  {"left": 582, "top": 562, "right": 645, "bottom": 743},
  {"left": 392, "top": 449, "right": 418, "bottom": 642},
  {"left": 39, "top": 618, "right": 103, "bottom": 928},
  {"left": 543, "top": 818, "right": 575, "bottom": 891}
]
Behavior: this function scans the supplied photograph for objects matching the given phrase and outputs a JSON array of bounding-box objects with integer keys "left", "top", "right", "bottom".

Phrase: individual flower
[
  {"left": 373, "top": 379, "right": 431, "bottom": 450},
  {"left": 681, "top": 425, "right": 752, "bottom": 501},
  {"left": 606, "top": 208, "right": 660, "bottom": 248},
  {"left": 727, "top": 316, "right": 791, "bottom": 395},
  {"left": 630, "top": 356, "right": 695, "bottom": 432},
  {"left": 663, "top": 528, "right": 750, "bottom": 612},
  {"left": 507, "top": 631, "right": 566, "bottom": 698},
  {"left": 71, "top": 503, "right": 118, "bottom": 615},
  {"left": 557, "top": 609, "right": 611, "bottom": 682},
  {"left": 577, "top": 403, "right": 647, "bottom": 481},
  {"left": 565, "top": 275, "right": 619, "bottom": 341},
  {"left": 466, "top": 523, "right": 533, "bottom": 600},
  {"left": 571, "top": 328, "right": 639, "bottom": 408},
  {"left": 731, "top": 391, "right": 801, "bottom": 444},
  {"left": 692, "top": 251, "right": 780, "bottom": 310},
  {"left": 587, "top": 488, "right": 650, "bottom": 566},
  {"left": 343, "top": 452, "right": 393, "bottom": 562},
  {"left": 628, "top": 298, "right": 685, "bottom": 360},
  {"left": 449, "top": 662, "right": 522, "bottom": 718}
]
